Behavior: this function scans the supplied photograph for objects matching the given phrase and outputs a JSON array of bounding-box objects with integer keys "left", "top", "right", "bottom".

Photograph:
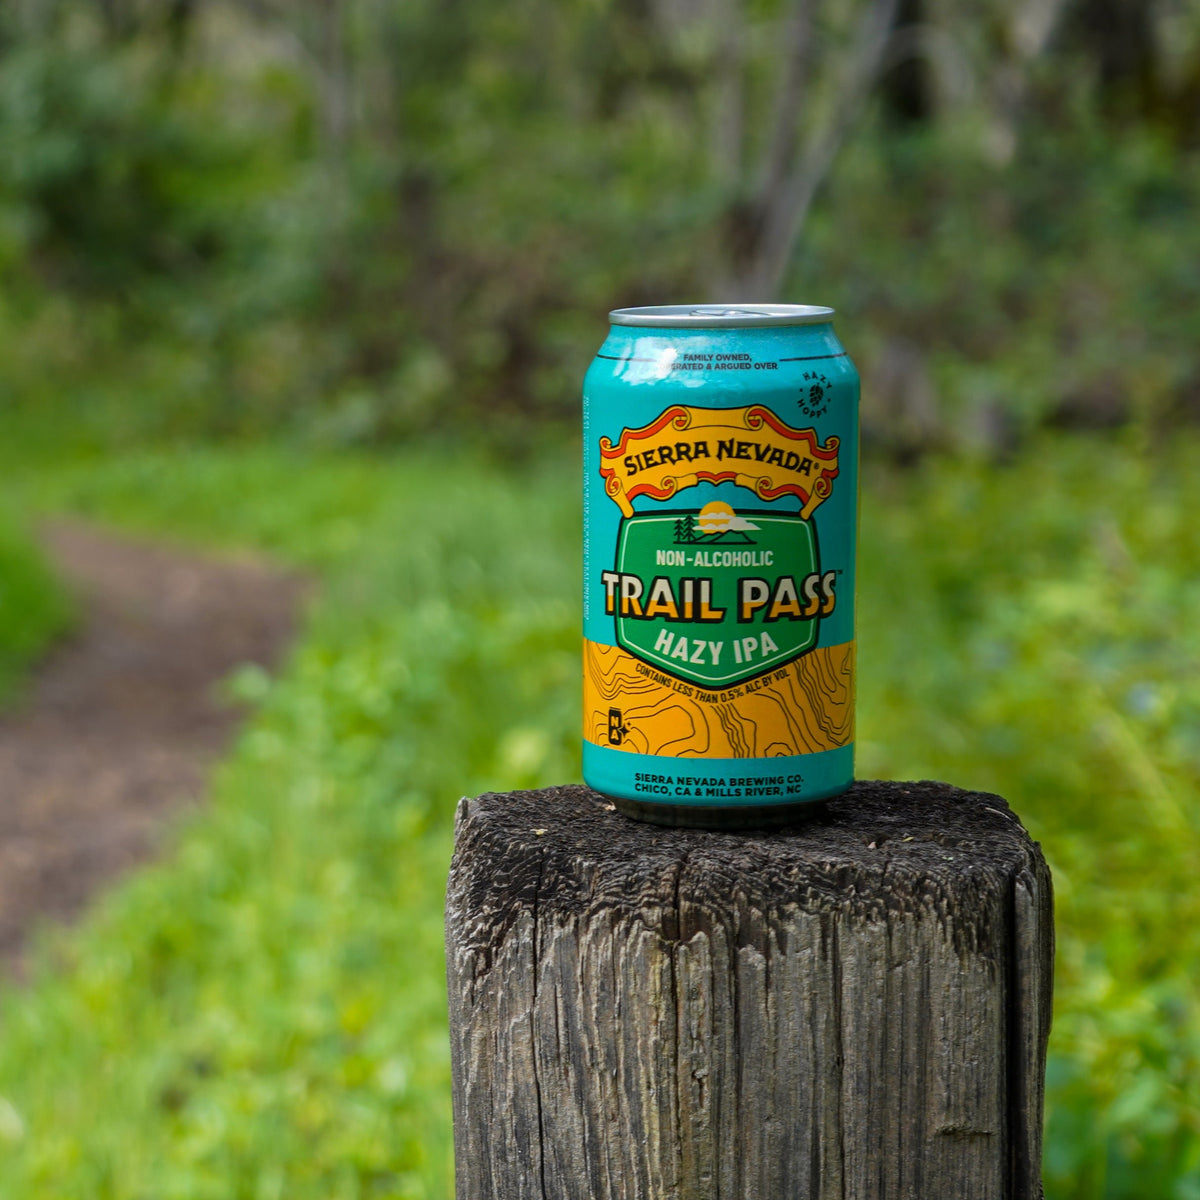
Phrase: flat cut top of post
[{"left": 452, "top": 780, "right": 1047, "bottom": 967}]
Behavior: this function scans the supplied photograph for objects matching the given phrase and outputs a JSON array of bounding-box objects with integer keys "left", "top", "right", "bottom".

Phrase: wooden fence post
[{"left": 445, "top": 781, "right": 1053, "bottom": 1199}]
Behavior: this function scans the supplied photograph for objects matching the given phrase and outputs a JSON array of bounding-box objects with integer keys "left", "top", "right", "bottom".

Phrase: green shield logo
[{"left": 609, "top": 505, "right": 822, "bottom": 688}]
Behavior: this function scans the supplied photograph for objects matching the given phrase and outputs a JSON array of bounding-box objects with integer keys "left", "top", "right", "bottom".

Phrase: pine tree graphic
[{"left": 673, "top": 516, "right": 698, "bottom": 544}]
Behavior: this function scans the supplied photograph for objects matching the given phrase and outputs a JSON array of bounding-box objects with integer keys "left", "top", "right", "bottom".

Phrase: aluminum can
[{"left": 582, "top": 304, "right": 858, "bottom": 827}]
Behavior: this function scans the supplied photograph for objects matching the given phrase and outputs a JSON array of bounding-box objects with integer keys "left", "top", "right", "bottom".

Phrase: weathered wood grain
[{"left": 446, "top": 781, "right": 1053, "bottom": 1200}]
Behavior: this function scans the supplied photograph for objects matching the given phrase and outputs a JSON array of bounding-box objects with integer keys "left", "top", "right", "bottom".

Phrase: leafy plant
[{"left": 0, "top": 507, "right": 72, "bottom": 706}]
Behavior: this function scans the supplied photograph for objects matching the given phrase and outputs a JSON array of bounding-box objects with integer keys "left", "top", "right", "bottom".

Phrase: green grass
[
  {"left": 0, "top": 505, "right": 72, "bottom": 706},
  {"left": 0, "top": 447, "right": 579, "bottom": 1200},
  {"left": 855, "top": 436, "right": 1200, "bottom": 1198},
  {"left": 0, "top": 433, "right": 1195, "bottom": 1198}
]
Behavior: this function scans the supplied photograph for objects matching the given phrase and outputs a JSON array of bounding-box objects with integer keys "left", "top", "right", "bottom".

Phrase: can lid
[{"left": 609, "top": 303, "right": 834, "bottom": 328}]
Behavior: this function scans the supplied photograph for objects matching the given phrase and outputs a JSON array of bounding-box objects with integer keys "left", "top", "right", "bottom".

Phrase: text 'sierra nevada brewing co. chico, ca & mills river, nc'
[{"left": 582, "top": 304, "right": 859, "bottom": 828}]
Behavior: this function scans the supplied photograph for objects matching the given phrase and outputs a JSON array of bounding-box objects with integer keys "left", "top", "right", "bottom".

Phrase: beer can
[{"left": 582, "top": 305, "right": 858, "bottom": 827}]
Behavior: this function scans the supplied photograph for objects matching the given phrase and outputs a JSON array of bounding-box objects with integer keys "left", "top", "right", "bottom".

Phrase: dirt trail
[{"left": 0, "top": 521, "right": 307, "bottom": 972}]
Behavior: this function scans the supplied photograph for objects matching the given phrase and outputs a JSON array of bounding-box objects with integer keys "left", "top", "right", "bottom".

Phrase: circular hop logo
[{"left": 798, "top": 371, "right": 831, "bottom": 419}]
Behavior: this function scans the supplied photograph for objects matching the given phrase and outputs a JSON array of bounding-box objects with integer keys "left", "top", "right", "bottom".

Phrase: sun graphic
[{"left": 695, "top": 502, "right": 760, "bottom": 536}]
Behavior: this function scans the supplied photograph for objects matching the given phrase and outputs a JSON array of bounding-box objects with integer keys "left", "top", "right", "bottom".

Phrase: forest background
[{"left": 0, "top": 0, "right": 1199, "bottom": 1197}]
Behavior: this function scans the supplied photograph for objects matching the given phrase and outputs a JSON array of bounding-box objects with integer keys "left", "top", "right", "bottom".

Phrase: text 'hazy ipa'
[{"left": 582, "top": 305, "right": 859, "bottom": 828}]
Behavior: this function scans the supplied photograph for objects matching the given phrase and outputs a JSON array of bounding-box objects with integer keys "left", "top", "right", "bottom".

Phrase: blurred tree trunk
[
  {"left": 981, "top": 0, "right": 1071, "bottom": 163},
  {"left": 879, "top": 0, "right": 934, "bottom": 124},
  {"left": 316, "top": 0, "right": 353, "bottom": 166},
  {"left": 1080, "top": 0, "right": 1156, "bottom": 112},
  {"left": 165, "top": 0, "right": 196, "bottom": 57},
  {"left": 231, "top": 0, "right": 355, "bottom": 173},
  {"left": 4, "top": 0, "right": 63, "bottom": 39},
  {"left": 708, "top": 0, "right": 745, "bottom": 193},
  {"left": 1063, "top": 0, "right": 1199, "bottom": 142},
  {"left": 712, "top": 0, "right": 901, "bottom": 300},
  {"left": 94, "top": 0, "right": 130, "bottom": 41}
]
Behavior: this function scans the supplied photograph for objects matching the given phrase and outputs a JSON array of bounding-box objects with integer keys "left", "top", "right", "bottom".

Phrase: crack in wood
[{"left": 447, "top": 781, "right": 1053, "bottom": 1200}]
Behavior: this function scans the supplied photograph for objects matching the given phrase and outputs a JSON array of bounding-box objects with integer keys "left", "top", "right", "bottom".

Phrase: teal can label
[{"left": 582, "top": 305, "right": 858, "bottom": 810}]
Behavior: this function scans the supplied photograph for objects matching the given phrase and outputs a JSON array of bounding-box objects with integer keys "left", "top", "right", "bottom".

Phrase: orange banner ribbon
[{"left": 599, "top": 404, "right": 839, "bottom": 519}]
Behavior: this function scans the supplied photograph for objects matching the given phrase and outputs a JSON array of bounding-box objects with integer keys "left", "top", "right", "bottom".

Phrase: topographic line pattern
[{"left": 584, "top": 640, "right": 854, "bottom": 758}]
